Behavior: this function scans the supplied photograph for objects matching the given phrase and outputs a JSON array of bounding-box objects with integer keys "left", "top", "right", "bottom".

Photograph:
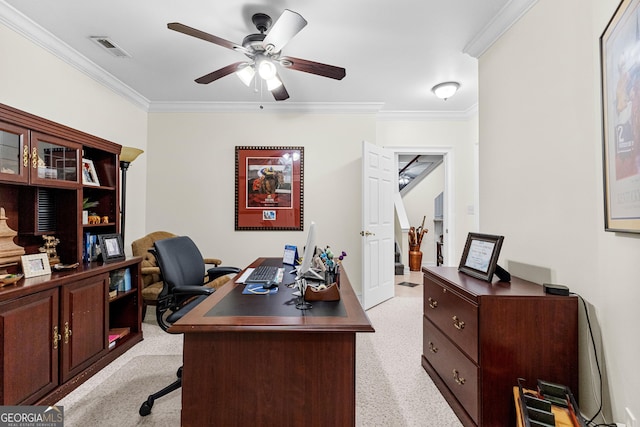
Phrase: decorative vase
[{"left": 409, "top": 247, "right": 423, "bottom": 271}]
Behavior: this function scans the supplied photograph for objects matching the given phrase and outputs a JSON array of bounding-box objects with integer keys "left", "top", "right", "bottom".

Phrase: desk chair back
[
  {"left": 153, "top": 236, "right": 216, "bottom": 331},
  {"left": 140, "top": 235, "right": 239, "bottom": 417}
]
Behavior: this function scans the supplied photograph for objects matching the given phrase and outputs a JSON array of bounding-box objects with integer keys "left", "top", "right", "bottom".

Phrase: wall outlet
[{"left": 626, "top": 407, "right": 637, "bottom": 427}]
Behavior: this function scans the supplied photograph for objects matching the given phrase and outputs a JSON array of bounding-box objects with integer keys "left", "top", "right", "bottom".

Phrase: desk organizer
[
  {"left": 304, "top": 282, "right": 340, "bottom": 301},
  {"left": 514, "top": 379, "right": 585, "bottom": 427}
]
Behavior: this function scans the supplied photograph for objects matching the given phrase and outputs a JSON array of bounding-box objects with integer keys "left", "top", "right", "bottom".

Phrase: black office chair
[{"left": 139, "top": 236, "right": 240, "bottom": 416}]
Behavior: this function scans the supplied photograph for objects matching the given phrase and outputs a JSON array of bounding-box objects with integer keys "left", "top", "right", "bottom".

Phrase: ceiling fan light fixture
[
  {"left": 258, "top": 58, "right": 277, "bottom": 80},
  {"left": 236, "top": 65, "right": 255, "bottom": 86},
  {"left": 432, "top": 81, "right": 460, "bottom": 100},
  {"left": 266, "top": 76, "right": 283, "bottom": 91}
]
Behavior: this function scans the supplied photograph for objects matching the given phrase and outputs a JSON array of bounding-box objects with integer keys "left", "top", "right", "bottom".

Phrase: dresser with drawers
[{"left": 422, "top": 266, "right": 578, "bottom": 427}]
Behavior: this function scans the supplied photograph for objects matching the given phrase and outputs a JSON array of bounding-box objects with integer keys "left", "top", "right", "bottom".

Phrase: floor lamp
[{"left": 119, "top": 146, "right": 144, "bottom": 244}]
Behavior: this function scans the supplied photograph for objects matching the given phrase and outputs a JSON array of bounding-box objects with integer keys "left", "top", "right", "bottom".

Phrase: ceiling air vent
[{"left": 90, "top": 36, "right": 132, "bottom": 58}]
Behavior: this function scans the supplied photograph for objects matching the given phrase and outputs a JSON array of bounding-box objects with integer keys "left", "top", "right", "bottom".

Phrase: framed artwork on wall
[
  {"left": 601, "top": 0, "right": 640, "bottom": 233},
  {"left": 235, "top": 146, "right": 304, "bottom": 231}
]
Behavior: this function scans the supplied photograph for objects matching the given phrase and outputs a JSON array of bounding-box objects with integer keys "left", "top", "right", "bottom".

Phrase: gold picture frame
[
  {"left": 21, "top": 253, "right": 52, "bottom": 278},
  {"left": 600, "top": 0, "right": 640, "bottom": 233}
]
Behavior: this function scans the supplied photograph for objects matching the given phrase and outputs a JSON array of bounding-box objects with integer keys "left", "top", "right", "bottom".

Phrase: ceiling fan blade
[
  {"left": 271, "top": 74, "right": 290, "bottom": 101},
  {"left": 262, "top": 9, "right": 307, "bottom": 54},
  {"left": 279, "top": 56, "right": 346, "bottom": 80},
  {"left": 195, "top": 62, "right": 247, "bottom": 84},
  {"left": 168, "top": 22, "right": 248, "bottom": 54}
]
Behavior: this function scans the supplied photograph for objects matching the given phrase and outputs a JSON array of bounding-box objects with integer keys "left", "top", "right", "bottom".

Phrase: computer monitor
[{"left": 297, "top": 221, "right": 323, "bottom": 281}]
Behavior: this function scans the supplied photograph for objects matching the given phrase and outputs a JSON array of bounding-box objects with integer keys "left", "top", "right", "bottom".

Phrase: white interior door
[{"left": 361, "top": 141, "right": 394, "bottom": 309}]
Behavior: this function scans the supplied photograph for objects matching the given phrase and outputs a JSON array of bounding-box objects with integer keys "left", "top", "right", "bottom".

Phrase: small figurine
[{"left": 39, "top": 235, "right": 61, "bottom": 265}]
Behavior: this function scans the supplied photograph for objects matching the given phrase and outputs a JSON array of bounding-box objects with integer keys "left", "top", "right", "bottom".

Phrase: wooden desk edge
[{"left": 171, "top": 257, "right": 374, "bottom": 334}]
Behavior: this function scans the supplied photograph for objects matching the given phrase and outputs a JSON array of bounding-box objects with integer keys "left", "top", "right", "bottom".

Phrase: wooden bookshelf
[{"left": 0, "top": 103, "right": 143, "bottom": 405}]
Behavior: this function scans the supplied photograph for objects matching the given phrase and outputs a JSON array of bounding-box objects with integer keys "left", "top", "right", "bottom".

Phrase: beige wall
[
  {"left": 0, "top": 23, "right": 149, "bottom": 252},
  {"left": 146, "top": 112, "right": 376, "bottom": 294},
  {"left": 145, "top": 113, "right": 477, "bottom": 296},
  {"left": 480, "top": 0, "right": 639, "bottom": 422},
  {"left": 378, "top": 117, "right": 479, "bottom": 263}
]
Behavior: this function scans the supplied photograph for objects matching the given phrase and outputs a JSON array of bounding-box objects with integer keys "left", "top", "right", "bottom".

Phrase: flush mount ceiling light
[{"left": 432, "top": 81, "right": 460, "bottom": 100}]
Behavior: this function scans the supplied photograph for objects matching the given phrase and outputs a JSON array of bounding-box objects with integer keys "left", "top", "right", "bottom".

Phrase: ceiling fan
[{"left": 168, "top": 9, "right": 346, "bottom": 101}]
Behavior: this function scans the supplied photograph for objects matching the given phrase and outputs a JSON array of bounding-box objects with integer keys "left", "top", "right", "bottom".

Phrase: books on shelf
[
  {"left": 108, "top": 327, "right": 130, "bottom": 349},
  {"left": 109, "top": 268, "right": 131, "bottom": 293},
  {"left": 83, "top": 232, "right": 100, "bottom": 262}
]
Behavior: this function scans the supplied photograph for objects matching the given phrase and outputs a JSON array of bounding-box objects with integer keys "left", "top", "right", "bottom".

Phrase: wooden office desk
[{"left": 170, "top": 258, "right": 374, "bottom": 427}]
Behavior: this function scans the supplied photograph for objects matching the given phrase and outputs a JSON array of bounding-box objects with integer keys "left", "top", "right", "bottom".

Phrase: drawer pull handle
[
  {"left": 452, "top": 315, "right": 465, "bottom": 330},
  {"left": 428, "top": 297, "right": 438, "bottom": 309},
  {"left": 428, "top": 341, "right": 438, "bottom": 353},
  {"left": 453, "top": 369, "right": 466, "bottom": 385}
]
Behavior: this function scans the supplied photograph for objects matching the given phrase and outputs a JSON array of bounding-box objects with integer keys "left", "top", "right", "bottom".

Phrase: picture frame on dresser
[
  {"left": 98, "top": 233, "right": 126, "bottom": 263},
  {"left": 20, "top": 253, "right": 52, "bottom": 278},
  {"left": 458, "top": 232, "right": 504, "bottom": 282}
]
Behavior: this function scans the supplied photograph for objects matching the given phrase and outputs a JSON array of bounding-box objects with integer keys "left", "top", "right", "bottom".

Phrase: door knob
[{"left": 360, "top": 230, "right": 375, "bottom": 236}]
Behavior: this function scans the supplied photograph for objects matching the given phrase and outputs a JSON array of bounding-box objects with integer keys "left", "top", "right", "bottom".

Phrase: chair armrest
[
  {"left": 206, "top": 266, "right": 242, "bottom": 281},
  {"left": 203, "top": 257, "right": 222, "bottom": 266},
  {"left": 141, "top": 266, "right": 161, "bottom": 275},
  {"left": 173, "top": 285, "right": 215, "bottom": 297}
]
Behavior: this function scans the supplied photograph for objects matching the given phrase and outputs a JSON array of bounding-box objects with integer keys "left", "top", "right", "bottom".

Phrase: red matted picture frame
[{"left": 235, "top": 146, "right": 304, "bottom": 231}]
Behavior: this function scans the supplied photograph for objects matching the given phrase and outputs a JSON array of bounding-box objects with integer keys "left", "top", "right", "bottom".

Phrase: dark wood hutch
[{"left": 0, "top": 103, "right": 142, "bottom": 405}]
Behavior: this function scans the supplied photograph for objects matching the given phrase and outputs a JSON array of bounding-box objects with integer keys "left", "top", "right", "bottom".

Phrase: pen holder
[
  {"left": 325, "top": 264, "right": 340, "bottom": 288},
  {"left": 304, "top": 282, "right": 340, "bottom": 301}
]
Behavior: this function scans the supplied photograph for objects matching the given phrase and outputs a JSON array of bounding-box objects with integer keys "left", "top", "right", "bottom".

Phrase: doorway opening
[{"left": 388, "top": 146, "right": 455, "bottom": 274}]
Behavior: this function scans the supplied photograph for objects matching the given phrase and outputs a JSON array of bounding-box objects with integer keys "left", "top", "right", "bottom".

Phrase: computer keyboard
[{"left": 245, "top": 265, "right": 281, "bottom": 287}]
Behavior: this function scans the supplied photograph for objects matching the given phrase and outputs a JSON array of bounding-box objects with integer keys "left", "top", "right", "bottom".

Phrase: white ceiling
[{"left": 0, "top": 0, "right": 536, "bottom": 114}]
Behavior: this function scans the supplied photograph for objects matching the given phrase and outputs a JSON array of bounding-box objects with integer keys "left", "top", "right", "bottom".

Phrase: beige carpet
[{"left": 58, "top": 279, "right": 462, "bottom": 426}]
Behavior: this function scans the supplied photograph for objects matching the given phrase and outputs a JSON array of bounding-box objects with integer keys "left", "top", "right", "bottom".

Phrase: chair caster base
[{"left": 139, "top": 399, "right": 154, "bottom": 416}]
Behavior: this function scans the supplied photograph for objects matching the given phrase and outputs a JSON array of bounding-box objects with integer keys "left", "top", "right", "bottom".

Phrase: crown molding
[
  {"left": 463, "top": 0, "right": 539, "bottom": 58},
  {"left": 148, "top": 101, "right": 478, "bottom": 121},
  {"left": 0, "top": 0, "right": 150, "bottom": 110},
  {"left": 377, "top": 103, "right": 478, "bottom": 121},
  {"left": 148, "top": 101, "right": 385, "bottom": 114}
]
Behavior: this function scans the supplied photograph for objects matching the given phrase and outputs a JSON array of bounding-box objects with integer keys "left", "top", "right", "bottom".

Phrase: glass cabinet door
[
  {"left": 30, "top": 132, "right": 81, "bottom": 187},
  {"left": 0, "top": 121, "right": 28, "bottom": 183}
]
